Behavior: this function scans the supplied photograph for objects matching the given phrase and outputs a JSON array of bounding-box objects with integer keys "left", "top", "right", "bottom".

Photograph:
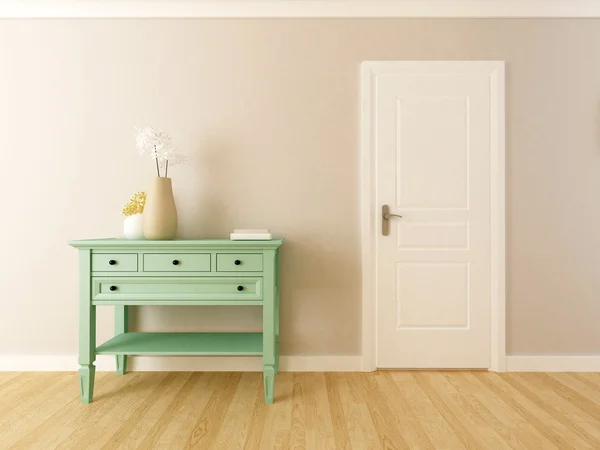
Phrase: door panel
[
  {"left": 395, "top": 95, "right": 469, "bottom": 210},
  {"left": 395, "top": 262, "right": 470, "bottom": 329},
  {"left": 373, "top": 62, "right": 500, "bottom": 369}
]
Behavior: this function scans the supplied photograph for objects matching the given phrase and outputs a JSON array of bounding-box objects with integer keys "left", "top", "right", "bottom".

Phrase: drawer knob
[
  {"left": 108, "top": 260, "right": 116, "bottom": 265},
  {"left": 234, "top": 260, "right": 241, "bottom": 265},
  {"left": 172, "top": 260, "right": 180, "bottom": 265},
  {"left": 237, "top": 285, "right": 244, "bottom": 291},
  {"left": 109, "top": 285, "right": 117, "bottom": 291}
]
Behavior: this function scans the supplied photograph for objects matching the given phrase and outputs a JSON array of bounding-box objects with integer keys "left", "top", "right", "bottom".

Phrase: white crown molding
[
  {"left": 0, "top": 354, "right": 363, "bottom": 372},
  {"left": 1, "top": 1, "right": 600, "bottom": 19}
]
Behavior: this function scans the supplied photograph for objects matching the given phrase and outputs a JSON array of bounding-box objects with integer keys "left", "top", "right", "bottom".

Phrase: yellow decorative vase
[{"left": 143, "top": 177, "right": 178, "bottom": 240}]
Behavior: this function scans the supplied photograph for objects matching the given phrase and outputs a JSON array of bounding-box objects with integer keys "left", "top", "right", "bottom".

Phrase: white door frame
[{"left": 360, "top": 61, "right": 506, "bottom": 372}]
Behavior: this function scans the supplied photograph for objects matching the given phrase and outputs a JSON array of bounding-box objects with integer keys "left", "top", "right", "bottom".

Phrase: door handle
[{"left": 382, "top": 205, "right": 402, "bottom": 236}]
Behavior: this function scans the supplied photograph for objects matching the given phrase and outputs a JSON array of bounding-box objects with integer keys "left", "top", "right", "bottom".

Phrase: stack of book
[{"left": 230, "top": 229, "right": 272, "bottom": 240}]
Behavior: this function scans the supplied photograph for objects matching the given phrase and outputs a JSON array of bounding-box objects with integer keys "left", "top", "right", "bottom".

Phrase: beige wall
[{"left": 1, "top": 19, "right": 599, "bottom": 357}]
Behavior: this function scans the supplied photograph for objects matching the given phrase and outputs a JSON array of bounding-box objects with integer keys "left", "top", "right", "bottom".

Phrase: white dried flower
[
  {"left": 163, "top": 149, "right": 187, "bottom": 166},
  {"left": 134, "top": 126, "right": 185, "bottom": 177},
  {"left": 134, "top": 126, "right": 155, "bottom": 155}
]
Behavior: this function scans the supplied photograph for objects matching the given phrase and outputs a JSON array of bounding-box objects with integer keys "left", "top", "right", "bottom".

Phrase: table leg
[
  {"left": 275, "top": 288, "right": 280, "bottom": 375},
  {"left": 263, "top": 364, "right": 275, "bottom": 404},
  {"left": 115, "top": 305, "right": 129, "bottom": 375},
  {"left": 78, "top": 249, "right": 96, "bottom": 404},
  {"left": 78, "top": 364, "right": 95, "bottom": 404},
  {"left": 79, "top": 304, "right": 96, "bottom": 403},
  {"left": 263, "top": 249, "right": 276, "bottom": 404},
  {"left": 275, "top": 249, "right": 281, "bottom": 375}
]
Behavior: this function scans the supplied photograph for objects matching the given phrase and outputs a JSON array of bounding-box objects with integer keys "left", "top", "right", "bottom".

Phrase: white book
[
  {"left": 233, "top": 229, "right": 270, "bottom": 234},
  {"left": 230, "top": 229, "right": 272, "bottom": 240}
]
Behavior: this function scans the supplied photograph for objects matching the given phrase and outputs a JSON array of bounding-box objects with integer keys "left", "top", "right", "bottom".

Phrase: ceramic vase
[
  {"left": 123, "top": 213, "right": 144, "bottom": 239},
  {"left": 143, "top": 177, "right": 178, "bottom": 240}
]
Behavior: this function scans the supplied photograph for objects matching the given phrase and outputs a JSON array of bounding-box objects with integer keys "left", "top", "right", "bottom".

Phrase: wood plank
[
  {"left": 259, "top": 372, "right": 294, "bottom": 449},
  {"left": 346, "top": 402, "right": 382, "bottom": 450},
  {"left": 440, "top": 372, "right": 525, "bottom": 449},
  {"left": 70, "top": 373, "right": 172, "bottom": 449},
  {"left": 213, "top": 372, "right": 262, "bottom": 450},
  {"left": 504, "top": 373, "right": 600, "bottom": 449},
  {"left": 0, "top": 372, "right": 55, "bottom": 413},
  {"left": 362, "top": 372, "right": 411, "bottom": 450},
  {"left": 522, "top": 373, "right": 600, "bottom": 445},
  {"left": 150, "top": 372, "right": 217, "bottom": 448},
  {"left": 2, "top": 374, "right": 79, "bottom": 448},
  {"left": 455, "top": 372, "right": 556, "bottom": 449},
  {"left": 325, "top": 373, "right": 352, "bottom": 449},
  {"left": 572, "top": 373, "right": 600, "bottom": 390},
  {"left": 551, "top": 373, "right": 600, "bottom": 409},
  {"left": 420, "top": 372, "right": 512, "bottom": 449},
  {"left": 303, "top": 373, "right": 337, "bottom": 449},
  {"left": 101, "top": 372, "right": 192, "bottom": 449},
  {"left": 389, "top": 372, "right": 465, "bottom": 450},
  {"left": 55, "top": 373, "right": 148, "bottom": 449},
  {"left": 183, "top": 372, "right": 242, "bottom": 449},
  {"left": 473, "top": 373, "right": 591, "bottom": 449},
  {"left": 290, "top": 373, "right": 307, "bottom": 450},
  {"left": 0, "top": 372, "right": 24, "bottom": 390},
  {"left": 373, "top": 372, "right": 435, "bottom": 449},
  {"left": 243, "top": 378, "right": 268, "bottom": 449}
]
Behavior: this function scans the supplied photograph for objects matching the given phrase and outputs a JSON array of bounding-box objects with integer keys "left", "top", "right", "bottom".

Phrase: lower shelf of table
[{"left": 95, "top": 332, "right": 263, "bottom": 356}]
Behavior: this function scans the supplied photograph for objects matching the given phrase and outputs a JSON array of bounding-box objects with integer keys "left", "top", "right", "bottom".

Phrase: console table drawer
[
  {"left": 91, "top": 254, "right": 138, "bottom": 272},
  {"left": 217, "top": 254, "right": 263, "bottom": 272},
  {"left": 92, "top": 277, "right": 262, "bottom": 302},
  {"left": 143, "top": 253, "right": 211, "bottom": 272}
]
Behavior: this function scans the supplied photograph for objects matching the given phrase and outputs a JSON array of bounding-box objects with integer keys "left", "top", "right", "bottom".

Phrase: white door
[{"left": 368, "top": 61, "right": 504, "bottom": 369}]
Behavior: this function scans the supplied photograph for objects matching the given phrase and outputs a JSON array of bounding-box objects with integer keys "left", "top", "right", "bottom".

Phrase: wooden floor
[{"left": 1, "top": 371, "right": 600, "bottom": 449}]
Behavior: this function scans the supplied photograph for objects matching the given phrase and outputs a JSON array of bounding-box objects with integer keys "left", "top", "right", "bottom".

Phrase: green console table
[{"left": 69, "top": 238, "right": 284, "bottom": 404}]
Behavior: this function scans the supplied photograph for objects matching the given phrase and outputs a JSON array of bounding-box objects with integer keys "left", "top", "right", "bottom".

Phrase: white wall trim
[
  {"left": 360, "top": 61, "right": 506, "bottom": 372},
  {"left": 506, "top": 356, "right": 600, "bottom": 372},
  {"left": 2, "top": 1, "right": 600, "bottom": 19},
  {"left": 0, "top": 355, "right": 362, "bottom": 372},
  {"left": 489, "top": 63, "right": 507, "bottom": 372},
  {"left": 360, "top": 61, "right": 376, "bottom": 372}
]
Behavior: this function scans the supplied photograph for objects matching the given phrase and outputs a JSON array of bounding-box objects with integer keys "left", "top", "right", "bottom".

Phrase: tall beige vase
[{"left": 143, "top": 177, "right": 178, "bottom": 240}]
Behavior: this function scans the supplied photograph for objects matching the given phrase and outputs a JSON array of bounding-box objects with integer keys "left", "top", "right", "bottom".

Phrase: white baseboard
[
  {"left": 506, "top": 356, "right": 600, "bottom": 372},
  {"left": 0, "top": 355, "right": 362, "bottom": 372},
  {"left": 4, "top": 355, "right": 598, "bottom": 372}
]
